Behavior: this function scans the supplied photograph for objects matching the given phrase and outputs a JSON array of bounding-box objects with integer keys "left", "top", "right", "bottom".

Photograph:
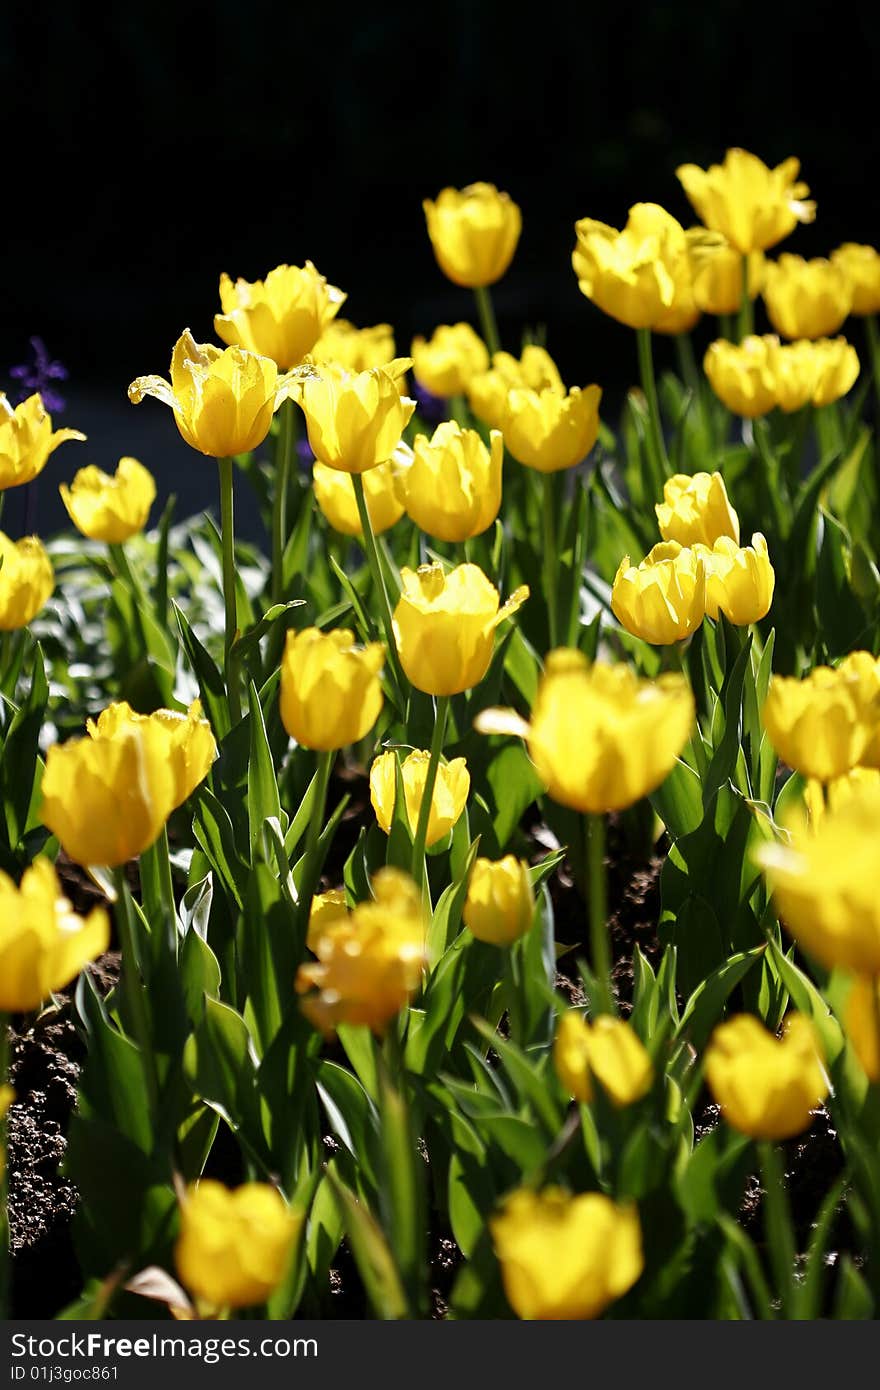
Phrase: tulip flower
[
  {"left": 468, "top": 345, "right": 564, "bottom": 429},
  {"left": 59, "top": 456, "right": 156, "bottom": 543},
  {"left": 0, "top": 392, "right": 85, "bottom": 491},
  {"left": 296, "top": 867, "right": 426, "bottom": 1035},
  {"left": 307, "top": 888, "right": 349, "bottom": 954},
  {"left": 755, "top": 780, "right": 880, "bottom": 973},
  {"left": 703, "top": 336, "right": 778, "bottom": 417},
  {"left": 676, "top": 149, "right": 815, "bottom": 255},
  {"left": 572, "top": 204, "right": 690, "bottom": 331},
  {"left": 411, "top": 322, "right": 489, "bottom": 399},
  {"left": 686, "top": 230, "right": 765, "bottom": 316},
  {"left": 0, "top": 858, "right": 110, "bottom": 1012},
  {"left": 831, "top": 243, "right": 880, "bottom": 317},
  {"left": 214, "top": 262, "right": 346, "bottom": 369},
  {"left": 490, "top": 1187, "right": 643, "bottom": 1320},
  {"left": 763, "top": 255, "right": 852, "bottom": 340},
  {"left": 296, "top": 360, "right": 415, "bottom": 475},
  {"left": 0, "top": 532, "right": 54, "bottom": 630},
  {"left": 175, "top": 1181, "right": 301, "bottom": 1310},
  {"left": 553, "top": 1011, "right": 653, "bottom": 1107},
  {"left": 311, "top": 319, "right": 396, "bottom": 371},
  {"left": 768, "top": 337, "right": 860, "bottom": 412},
  {"left": 463, "top": 856, "right": 534, "bottom": 945},
  {"left": 423, "top": 183, "right": 521, "bottom": 289},
  {"left": 705, "top": 1014, "right": 828, "bottom": 1140},
  {"left": 655, "top": 471, "right": 740, "bottom": 548},
  {"left": 699, "top": 533, "right": 775, "bottom": 625},
  {"left": 393, "top": 562, "right": 528, "bottom": 697},
  {"left": 803, "top": 766, "right": 880, "bottom": 831},
  {"left": 612, "top": 541, "right": 708, "bottom": 645},
  {"left": 761, "top": 654, "right": 880, "bottom": 783},
  {"left": 279, "top": 627, "right": 384, "bottom": 751},
  {"left": 312, "top": 458, "right": 404, "bottom": 537},
  {"left": 502, "top": 384, "right": 602, "bottom": 473},
  {"left": 399, "top": 421, "right": 502, "bottom": 541},
  {"left": 369, "top": 749, "right": 470, "bottom": 847},
  {"left": 86, "top": 700, "right": 217, "bottom": 808},
  {"left": 844, "top": 976, "right": 880, "bottom": 1082}
]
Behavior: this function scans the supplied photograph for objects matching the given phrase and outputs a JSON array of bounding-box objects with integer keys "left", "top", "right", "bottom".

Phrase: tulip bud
[
  {"left": 463, "top": 856, "right": 534, "bottom": 944},
  {"left": 175, "top": 1181, "right": 301, "bottom": 1310},
  {"left": 700, "top": 533, "right": 775, "bottom": 625},
  {"left": 297, "top": 360, "right": 415, "bottom": 475},
  {"left": 280, "top": 628, "right": 385, "bottom": 751},
  {"left": 677, "top": 149, "right": 815, "bottom": 254},
  {"left": 468, "top": 346, "right": 564, "bottom": 429},
  {"left": 502, "top": 384, "right": 602, "bottom": 473},
  {"left": 687, "top": 230, "right": 765, "bottom": 316},
  {"left": 844, "top": 976, "right": 880, "bottom": 1083},
  {"left": 553, "top": 1011, "right": 653, "bottom": 1107},
  {"left": 312, "top": 459, "right": 404, "bottom": 537},
  {"left": 572, "top": 204, "right": 690, "bottom": 330},
  {"left": 411, "top": 323, "right": 489, "bottom": 399},
  {"left": 86, "top": 700, "right": 217, "bottom": 809},
  {"left": 705, "top": 1014, "right": 828, "bottom": 1140},
  {"left": 0, "top": 391, "right": 85, "bottom": 491},
  {"left": 423, "top": 183, "right": 521, "bottom": 288},
  {"left": 760, "top": 654, "right": 880, "bottom": 783},
  {"left": 0, "top": 858, "right": 110, "bottom": 1012},
  {"left": 400, "top": 422, "right": 502, "bottom": 541},
  {"left": 214, "top": 262, "right": 346, "bottom": 369},
  {"left": 0, "top": 533, "right": 53, "bottom": 630},
  {"left": 703, "top": 336, "right": 778, "bottom": 418},
  {"left": 307, "top": 888, "right": 349, "bottom": 954},
  {"left": 612, "top": 541, "right": 707, "bottom": 645},
  {"left": 763, "top": 255, "right": 851, "bottom": 340},
  {"left": 311, "top": 319, "right": 396, "bottom": 371},
  {"left": 656, "top": 471, "right": 740, "bottom": 548},
  {"left": 369, "top": 749, "right": 470, "bottom": 848},
  {"left": 60, "top": 456, "right": 156, "bottom": 543},
  {"left": 831, "top": 243, "right": 880, "bottom": 317}
]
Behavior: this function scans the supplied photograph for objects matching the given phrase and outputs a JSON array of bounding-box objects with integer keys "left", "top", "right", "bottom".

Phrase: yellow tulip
[
  {"left": 423, "top": 183, "right": 521, "bottom": 288},
  {"left": 296, "top": 867, "right": 426, "bottom": 1035},
  {"left": 655, "top": 471, "right": 740, "bottom": 548},
  {"left": 761, "top": 654, "right": 880, "bottom": 783},
  {"left": 176, "top": 1180, "right": 301, "bottom": 1310},
  {"left": 831, "top": 243, "right": 880, "bottom": 317},
  {"left": 490, "top": 1187, "right": 643, "bottom": 1320},
  {"left": 572, "top": 203, "right": 690, "bottom": 330},
  {"left": 393, "top": 562, "right": 528, "bottom": 696},
  {"left": 129, "top": 329, "right": 282, "bottom": 458},
  {"left": 59, "top": 456, "right": 156, "bottom": 544},
  {"left": 687, "top": 229, "right": 765, "bottom": 316},
  {"left": 763, "top": 255, "right": 851, "bottom": 341},
  {"left": 553, "top": 1011, "right": 653, "bottom": 1107},
  {"left": 399, "top": 422, "right": 502, "bottom": 541},
  {"left": 806, "top": 338, "right": 862, "bottom": 408},
  {"left": 296, "top": 360, "right": 415, "bottom": 474},
  {"left": 612, "top": 541, "right": 707, "bottom": 645},
  {"left": 463, "top": 856, "right": 534, "bottom": 945},
  {"left": 476, "top": 651, "right": 695, "bottom": 814},
  {"left": 214, "top": 262, "right": 345, "bottom": 369},
  {"left": 280, "top": 628, "right": 384, "bottom": 751},
  {"left": 502, "top": 384, "right": 602, "bottom": 473},
  {"left": 803, "top": 766, "right": 880, "bottom": 831},
  {"left": 411, "top": 323, "right": 489, "bottom": 398},
  {"left": 0, "top": 858, "right": 110, "bottom": 1012},
  {"left": 307, "top": 888, "right": 349, "bottom": 954},
  {"left": 312, "top": 459, "right": 404, "bottom": 537},
  {"left": 468, "top": 345, "right": 564, "bottom": 429},
  {"left": 676, "top": 148, "right": 815, "bottom": 254},
  {"left": 40, "top": 720, "right": 177, "bottom": 867},
  {"left": 844, "top": 976, "right": 880, "bottom": 1082},
  {"left": 311, "top": 319, "right": 396, "bottom": 372},
  {"left": 0, "top": 392, "right": 85, "bottom": 491},
  {"left": 369, "top": 749, "right": 470, "bottom": 847},
  {"left": 0, "top": 533, "right": 53, "bottom": 630},
  {"left": 768, "top": 337, "right": 860, "bottom": 412},
  {"left": 703, "top": 336, "right": 778, "bottom": 417},
  {"left": 705, "top": 1014, "right": 828, "bottom": 1140},
  {"left": 699, "top": 533, "right": 775, "bottom": 625},
  {"left": 87, "top": 700, "right": 217, "bottom": 808},
  {"left": 755, "top": 780, "right": 880, "bottom": 973}
]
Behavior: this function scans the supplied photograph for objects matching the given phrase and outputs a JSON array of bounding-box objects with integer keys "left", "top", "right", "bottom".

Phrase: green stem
[
  {"left": 272, "top": 400, "right": 297, "bottom": 604},
  {"left": 866, "top": 316, "right": 880, "bottom": 418},
  {"left": 473, "top": 285, "right": 501, "bottom": 358},
  {"left": 217, "top": 456, "right": 242, "bottom": 725},
  {"left": 298, "top": 750, "right": 334, "bottom": 919},
  {"left": 753, "top": 419, "right": 789, "bottom": 541},
  {"left": 719, "top": 314, "right": 736, "bottom": 343},
  {"left": 504, "top": 940, "right": 525, "bottom": 1047},
  {"left": 156, "top": 826, "right": 177, "bottom": 959},
  {"left": 759, "top": 1140, "right": 796, "bottom": 1318},
  {"left": 113, "top": 867, "right": 159, "bottom": 1117},
  {"left": 541, "top": 472, "right": 560, "bottom": 649},
  {"left": 352, "top": 472, "right": 403, "bottom": 694},
  {"left": 676, "top": 332, "right": 713, "bottom": 447},
  {"left": 410, "top": 696, "right": 450, "bottom": 890},
  {"left": 737, "top": 254, "right": 754, "bottom": 342},
  {"left": 635, "top": 327, "right": 668, "bottom": 499},
  {"left": 585, "top": 814, "right": 615, "bottom": 1015}
]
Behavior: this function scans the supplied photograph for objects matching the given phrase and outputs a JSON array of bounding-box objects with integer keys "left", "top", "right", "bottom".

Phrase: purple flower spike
[
  {"left": 8, "top": 337, "right": 68, "bottom": 412},
  {"left": 413, "top": 380, "right": 448, "bottom": 425}
]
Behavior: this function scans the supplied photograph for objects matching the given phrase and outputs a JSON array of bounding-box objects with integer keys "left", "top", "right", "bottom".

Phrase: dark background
[{"left": 3, "top": 1, "right": 878, "bottom": 537}]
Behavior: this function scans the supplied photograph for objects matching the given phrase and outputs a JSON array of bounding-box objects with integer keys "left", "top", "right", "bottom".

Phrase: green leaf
[
  {"left": 1, "top": 642, "right": 48, "bottom": 849},
  {"left": 676, "top": 946, "right": 765, "bottom": 1053},
  {"left": 246, "top": 681, "right": 282, "bottom": 858},
  {"left": 192, "top": 788, "right": 248, "bottom": 909},
  {"left": 325, "top": 1168, "right": 409, "bottom": 1319},
  {"left": 173, "top": 601, "right": 230, "bottom": 739},
  {"left": 183, "top": 997, "right": 268, "bottom": 1166}
]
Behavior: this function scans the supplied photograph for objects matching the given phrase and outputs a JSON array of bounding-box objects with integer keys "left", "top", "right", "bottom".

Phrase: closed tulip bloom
[
  {"left": 755, "top": 781, "right": 880, "bottom": 973},
  {"left": 176, "top": 1181, "right": 301, "bottom": 1310},
  {"left": 59, "top": 456, "right": 156, "bottom": 543},
  {"left": 411, "top": 323, "right": 490, "bottom": 398},
  {"left": 393, "top": 562, "right": 528, "bottom": 696},
  {"left": 214, "top": 262, "right": 345, "bottom": 370},
  {"left": 280, "top": 628, "right": 384, "bottom": 751},
  {"left": 87, "top": 699, "right": 217, "bottom": 808},
  {"left": 0, "top": 392, "right": 85, "bottom": 491},
  {"left": 761, "top": 655, "right": 880, "bottom": 782},
  {"left": 0, "top": 533, "right": 54, "bottom": 630},
  {"left": 831, "top": 243, "right": 880, "bottom": 317},
  {"left": 297, "top": 360, "right": 415, "bottom": 474},
  {"left": 503, "top": 384, "right": 602, "bottom": 473},
  {"left": 129, "top": 330, "right": 281, "bottom": 458},
  {"left": 0, "top": 858, "right": 110, "bottom": 1012},
  {"left": 758, "top": 337, "right": 860, "bottom": 413},
  {"left": 572, "top": 203, "right": 690, "bottom": 330},
  {"left": 423, "top": 183, "right": 522, "bottom": 288},
  {"left": 400, "top": 422, "right": 502, "bottom": 541},
  {"left": 369, "top": 748, "right": 470, "bottom": 847},
  {"left": 296, "top": 867, "right": 426, "bottom": 1035},
  {"left": 40, "top": 721, "right": 177, "bottom": 866},
  {"left": 490, "top": 1187, "right": 643, "bottom": 1320},
  {"left": 307, "top": 888, "right": 349, "bottom": 954},
  {"left": 612, "top": 541, "right": 707, "bottom": 645},
  {"left": 463, "top": 856, "right": 534, "bottom": 944},
  {"left": 554, "top": 1011, "right": 653, "bottom": 1107},
  {"left": 676, "top": 149, "right": 815, "bottom": 254},
  {"left": 312, "top": 459, "right": 404, "bottom": 537},
  {"left": 653, "top": 245, "right": 701, "bottom": 336},
  {"left": 468, "top": 345, "right": 564, "bottom": 429},
  {"left": 656, "top": 471, "right": 740, "bottom": 548},
  {"left": 803, "top": 767, "right": 880, "bottom": 832},
  {"left": 687, "top": 230, "right": 765, "bottom": 316},
  {"left": 807, "top": 338, "right": 861, "bottom": 408},
  {"left": 705, "top": 1014, "right": 828, "bottom": 1140},
  {"left": 311, "top": 319, "right": 396, "bottom": 372},
  {"left": 476, "top": 652, "right": 695, "bottom": 814},
  {"left": 844, "top": 976, "right": 880, "bottom": 1082},
  {"left": 703, "top": 336, "right": 778, "bottom": 417},
  {"left": 763, "top": 255, "right": 852, "bottom": 340},
  {"left": 699, "top": 533, "right": 775, "bottom": 624}
]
